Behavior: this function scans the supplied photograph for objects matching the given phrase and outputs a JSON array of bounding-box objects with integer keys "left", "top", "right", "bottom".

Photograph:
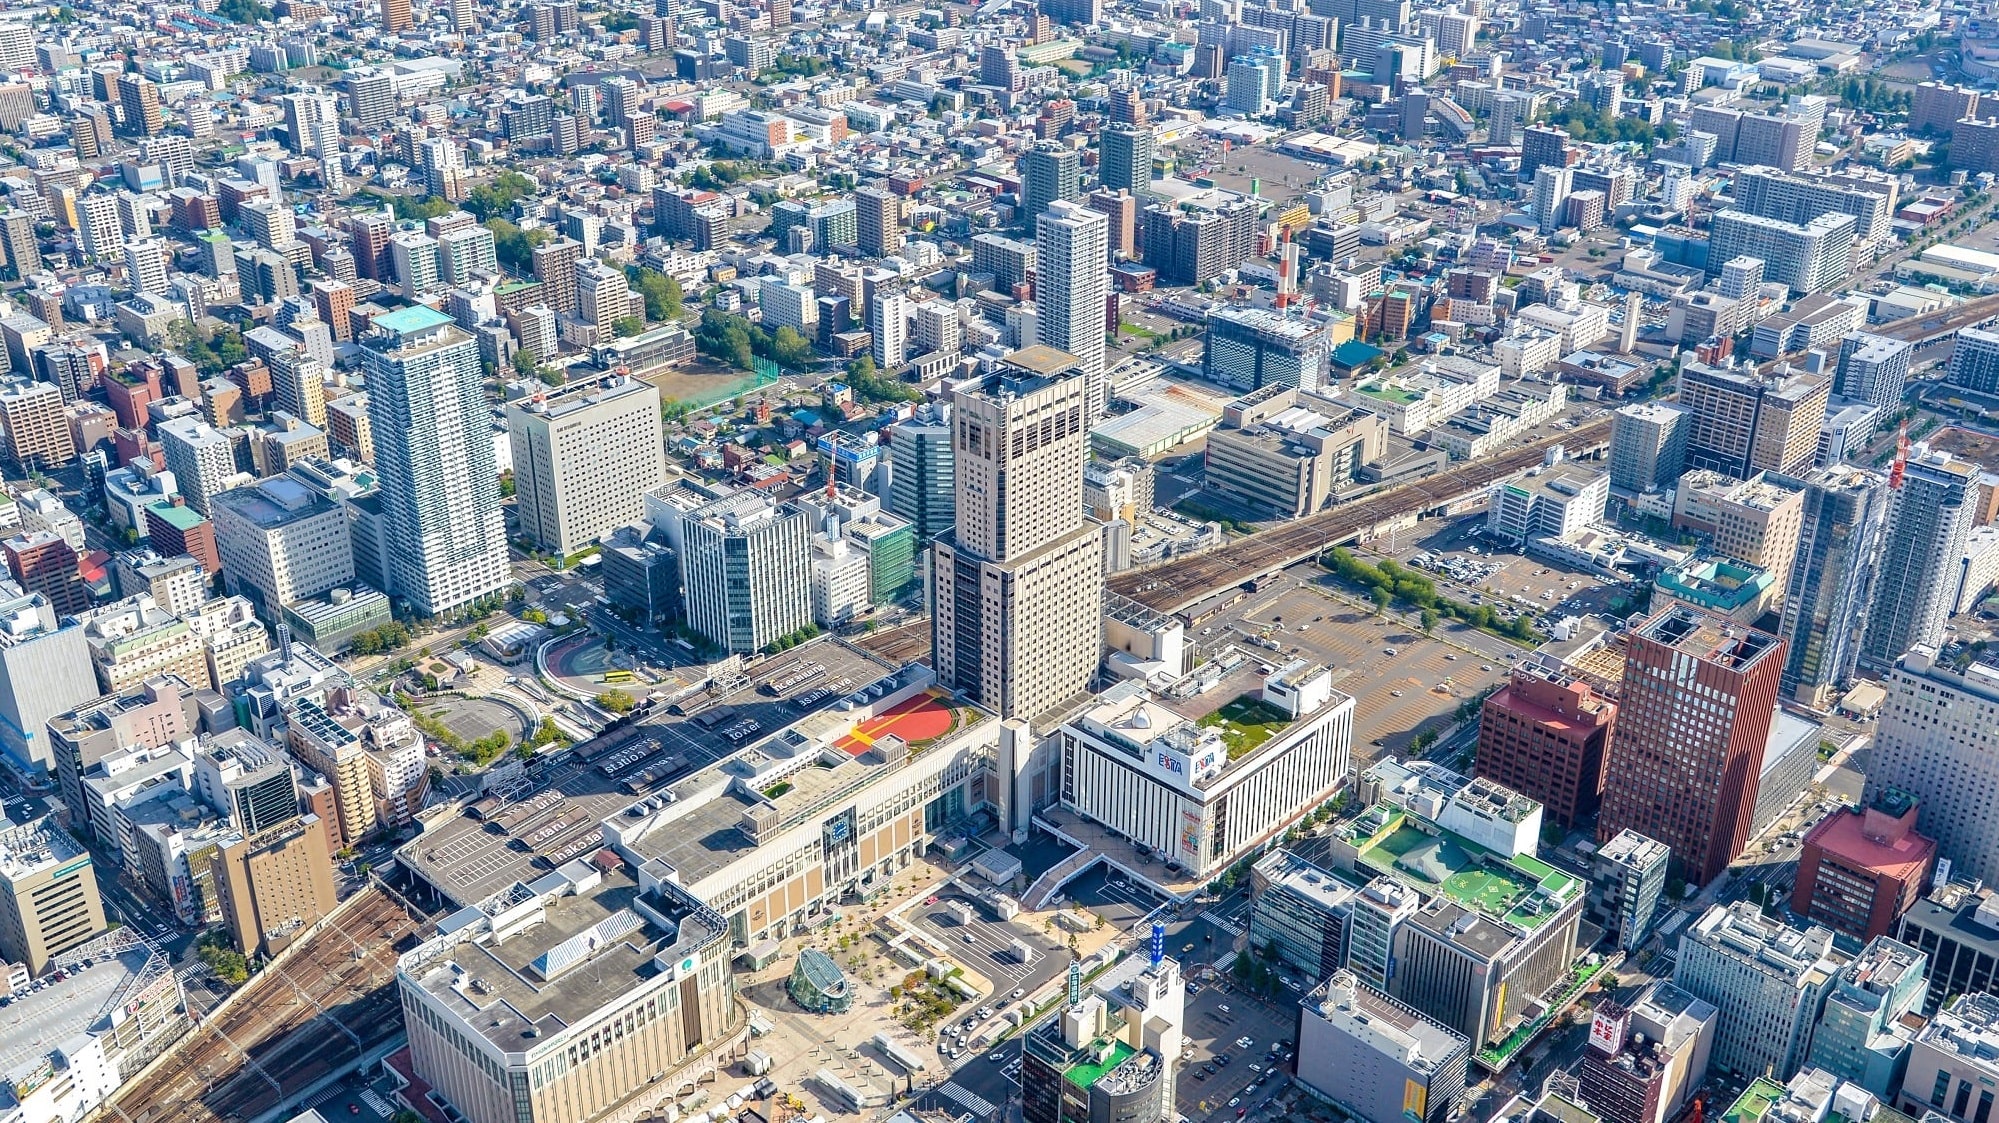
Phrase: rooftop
[
  {"left": 371, "top": 304, "right": 455, "bottom": 334},
  {"left": 1350, "top": 811, "right": 1577, "bottom": 932},
  {"left": 1635, "top": 605, "right": 1780, "bottom": 672}
]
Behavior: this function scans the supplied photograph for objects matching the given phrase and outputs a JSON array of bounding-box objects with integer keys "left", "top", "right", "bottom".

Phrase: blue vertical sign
[{"left": 1151, "top": 921, "right": 1166, "bottom": 965}]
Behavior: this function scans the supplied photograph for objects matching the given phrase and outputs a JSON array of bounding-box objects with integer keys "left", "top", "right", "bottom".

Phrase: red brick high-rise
[
  {"left": 1476, "top": 662, "right": 1617, "bottom": 831},
  {"left": 1597, "top": 606, "right": 1785, "bottom": 885}
]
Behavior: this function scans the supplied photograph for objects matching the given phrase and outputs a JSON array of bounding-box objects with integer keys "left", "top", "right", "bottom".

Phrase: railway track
[
  {"left": 107, "top": 887, "right": 425, "bottom": 1123},
  {"left": 851, "top": 618, "right": 931, "bottom": 664},
  {"left": 1108, "top": 418, "right": 1613, "bottom": 614}
]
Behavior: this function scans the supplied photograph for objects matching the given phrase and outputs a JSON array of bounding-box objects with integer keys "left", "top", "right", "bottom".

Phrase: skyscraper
[
  {"left": 1475, "top": 662, "right": 1617, "bottom": 830},
  {"left": 359, "top": 305, "right": 511, "bottom": 617},
  {"left": 1035, "top": 200, "right": 1110, "bottom": 418},
  {"left": 887, "top": 401, "right": 954, "bottom": 540},
  {"left": 931, "top": 346, "right": 1104, "bottom": 721},
  {"left": 1860, "top": 450, "right": 1977, "bottom": 673},
  {"left": 1776, "top": 464, "right": 1888, "bottom": 709},
  {"left": 506, "top": 375, "right": 665, "bottom": 557},
  {"left": 1020, "top": 145, "right": 1080, "bottom": 225},
  {"left": 1099, "top": 124, "right": 1153, "bottom": 193},
  {"left": 1597, "top": 606, "right": 1785, "bottom": 884}
]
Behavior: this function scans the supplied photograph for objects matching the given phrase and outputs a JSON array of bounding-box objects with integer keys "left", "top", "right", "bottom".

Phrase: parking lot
[
  {"left": 1398, "top": 518, "right": 1641, "bottom": 623},
  {"left": 1176, "top": 980, "right": 1299, "bottom": 1121},
  {"left": 1198, "top": 573, "right": 1515, "bottom": 758}
]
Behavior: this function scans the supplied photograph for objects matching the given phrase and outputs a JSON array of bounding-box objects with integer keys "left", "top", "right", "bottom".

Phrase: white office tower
[
  {"left": 1860, "top": 450, "right": 1977, "bottom": 672},
  {"left": 872, "top": 288, "right": 911, "bottom": 368},
  {"left": 1869, "top": 644, "right": 1999, "bottom": 885},
  {"left": 359, "top": 306, "right": 511, "bottom": 616},
  {"left": 679, "top": 491, "right": 811, "bottom": 654},
  {"left": 1035, "top": 200, "right": 1111, "bottom": 418},
  {"left": 931, "top": 346, "right": 1104, "bottom": 722},
  {"left": 123, "top": 237, "right": 169, "bottom": 296},
  {"left": 1673, "top": 903, "right": 1848, "bottom": 1083},
  {"left": 281, "top": 90, "right": 344, "bottom": 192},
  {"left": 506, "top": 375, "right": 664, "bottom": 557}
]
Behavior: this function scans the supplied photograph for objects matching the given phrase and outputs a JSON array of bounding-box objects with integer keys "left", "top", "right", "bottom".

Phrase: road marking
[{"left": 938, "top": 1082, "right": 998, "bottom": 1118}]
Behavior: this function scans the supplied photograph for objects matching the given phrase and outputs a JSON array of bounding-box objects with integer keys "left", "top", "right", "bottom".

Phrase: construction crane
[{"left": 1889, "top": 420, "right": 1910, "bottom": 489}]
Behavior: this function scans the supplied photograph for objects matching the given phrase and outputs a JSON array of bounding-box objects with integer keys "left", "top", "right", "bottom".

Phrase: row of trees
[
  {"left": 1324, "top": 547, "right": 1541, "bottom": 643},
  {"left": 840, "top": 355, "right": 922, "bottom": 403},
  {"left": 348, "top": 620, "right": 415, "bottom": 656}
]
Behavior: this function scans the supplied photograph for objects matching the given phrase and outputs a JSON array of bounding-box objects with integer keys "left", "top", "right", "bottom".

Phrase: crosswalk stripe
[{"left": 938, "top": 1081, "right": 998, "bottom": 1118}]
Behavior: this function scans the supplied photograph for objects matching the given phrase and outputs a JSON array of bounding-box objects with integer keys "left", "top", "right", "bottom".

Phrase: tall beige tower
[{"left": 931, "top": 345, "right": 1103, "bottom": 722}]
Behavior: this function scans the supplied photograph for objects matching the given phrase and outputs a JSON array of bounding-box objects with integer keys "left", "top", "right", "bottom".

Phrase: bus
[{"left": 603, "top": 669, "right": 635, "bottom": 685}]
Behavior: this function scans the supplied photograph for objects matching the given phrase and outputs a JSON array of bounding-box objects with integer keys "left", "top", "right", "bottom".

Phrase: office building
[
  {"left": 886, "top": 402, "right": 953, "bottom": 541},
  {"left": 359, "top": 305, "right": 511, "bottom": 616},
  {"left": 599, "top": 524, "right": 678, "bottom": 626},
  {"left": 398, "top": 869, "right": 739, "bottom": 1123},
  {"left": 3, "top": 532, "right": 89, "bottom": 619},
  {"left": 1475, "top": 662, "right": 1616, "bottom": 829},
  {"left": 1673, "top": 903, "right": 1847, "bottom": 1081},
  {"left": 1868, "top": 644, "right": 1999, "bottom": 886},
  {"left": 931, "top": 346, "right": 1104, "bottom": 721},
  {"left": 48, "top": 676, "right": 201, "bottom": 843},
  {"left": 1576, "top": 982, "right": 1718, "bottom": 1123},
  {"left": 1486, "top": 464, "right": 1610, "bottom": 547},
  {"left": 1202, "top": 389, "right": 1385, "bottom": 519},
  {"left": 1100, "top": 124, "right": 1154, "bottom": 193},
  {"left": 0, "top": 587, "right": 97, "bottom": 776},
  {"left": 1248, "top": 847, "right": 1359, "bottom": 983},
  {"left": 1678, "top": 362, "right": 1831, "bottom": 478},
  {"left": 1036, "top": 200, "right": 1111, "bottom": 417},
  {"left": 193, "top": 730, "right": 301, "bottom": 837},
  {"left": 1204, "top": 306, "right": 1335, "bottom": 394},
  {"left": 1792, "top": 791, "right": 1937, "bottom": 943},
  {"left": 1610, "top": 402, "right": 1691, "bottom": 493},
  {"left": 1835, "top": 333, "right": 1914, "bottom": 412},
  {"left": 1597, "top": 607, "right": 1784, "bottom": 884},
  {"left": 1861, "top": 452, "right": 1978, "bottom": 673},
  {"left": 0, "top": 816, "right": 106, "bottom": 976},
  {"left": 1021, "top": 955, "right": 1182, "bottom": 1123},
  {"left": 507, "top": 376, "right": 664, "bottom": 557},
  {"left": 1707, "top": 211, "right": 1855, "bottom": 295},
  {"left": 1805, "top": 936, "right": 1928, "bottom": 1097},
  {"left": 1058, "top": 668, "right": 1353, "bottom": 878},
  {"left": 1777, "top": 465, "right": 1889, "bottom": 710},
  {"left": 1589, "top": 830, "right": 1671, "bottom": 953},
  {"left": 1899, "top": 993, "right": 1999, "bottom": 1123},
  {"left": 679, "top": 491, "right": 810, "bottom": 654},
  {"left": 211, "top": 477, "right": 355, "bottom": 617},
  {"left": 1895, "top": 884, "right": 1999, "bottom": 1016},
  {"left": 1295, "top": 970, "right": 1470, "bottom": 1123}
]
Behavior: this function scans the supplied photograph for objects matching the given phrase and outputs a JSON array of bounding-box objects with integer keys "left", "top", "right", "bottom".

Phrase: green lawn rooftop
[
  {"left": 1197, "top": 694, "right": 1294, "bottom": 760},
  {"left": 1065, "top": 1039, "right": 1135, "bottom": 1090},
  {"left": 1724, "top": 1079, "right": 1789, "bottom": 1123},
  {"left": 1356, "top": 815, "right": 1578, "bottom": 931}
]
